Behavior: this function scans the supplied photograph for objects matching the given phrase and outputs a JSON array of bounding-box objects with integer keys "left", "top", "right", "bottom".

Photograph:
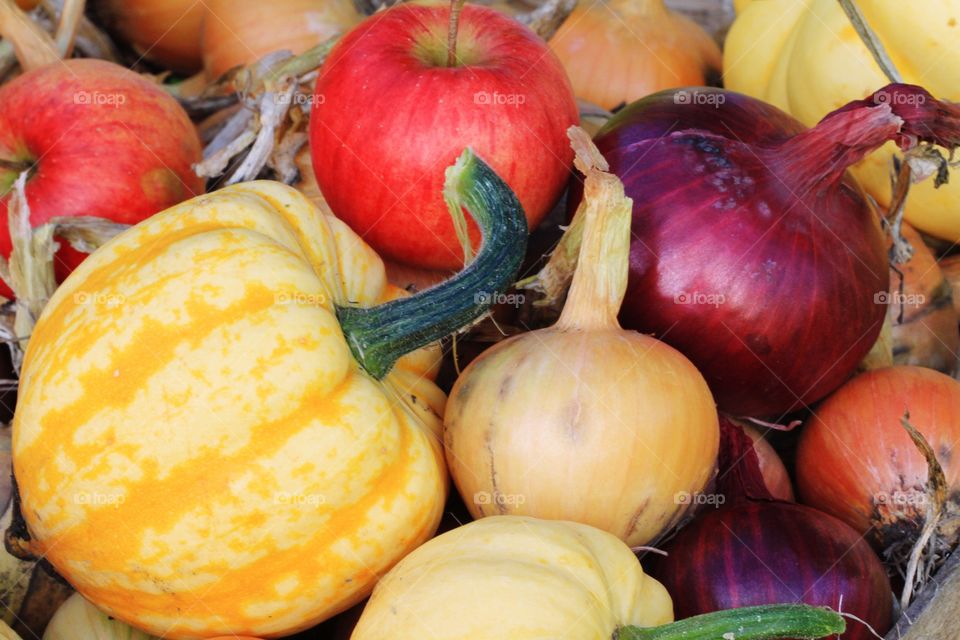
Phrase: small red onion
[
  {"left": 650, "top": 421, "right": 892, "bottom": 640},
  {"left": 649, "top": 501, "right": 893, "bottom": 640}
]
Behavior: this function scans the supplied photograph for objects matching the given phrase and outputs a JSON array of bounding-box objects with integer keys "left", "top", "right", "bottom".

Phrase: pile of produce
[{"left": 0, "top": 0, "right": 959, "bottom": 638}]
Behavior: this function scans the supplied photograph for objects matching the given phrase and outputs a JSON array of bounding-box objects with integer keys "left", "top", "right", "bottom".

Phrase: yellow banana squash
[
  {"left": 725, "top": 0, "right": 960, "bottom": 242},
  {"left": 352, "top": 516, "right": 846, "bottom": 640},
  {"left": 12, "top": 150, "right": 527, "bottom": 639}
]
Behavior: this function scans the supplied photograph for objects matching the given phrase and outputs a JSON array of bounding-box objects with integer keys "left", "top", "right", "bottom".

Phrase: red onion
[
  {"left": 722, "top": 416, "right": 794, "bottom": 502},
  {"left": 649, "top": 422, "right": 893, "bottom": 640},
  {"left": 587, "top": 84, "right": 960, "bottom": 417},
  {"left": 649, "top": 501, "right": 893, "bottom": 640}
]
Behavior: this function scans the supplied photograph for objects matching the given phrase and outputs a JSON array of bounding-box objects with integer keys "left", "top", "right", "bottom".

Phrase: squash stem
[
  {"left": 336, "top": 149, "right": 527, "bottom": 380},
  {"left": 615, "top": 604, "right": 845, "bottom": 640}
]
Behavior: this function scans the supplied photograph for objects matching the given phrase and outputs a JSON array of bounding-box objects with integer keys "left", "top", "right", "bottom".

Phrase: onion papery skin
[
  {"left": 202, "top": 0, "right": 362, "bottom": 80},
  {"left": 796, "top": 365, "right": 960, "bottom": 551},
  {"left": 649, "top": 501, "right": 892, "bottom": 640},
  {"left": 886, "top": 224, "right": 959, "bottom": 375},
  {"left": 589, "top": 87, "right": 891, "bottom": 417},
  {"left": 941, "top": 254, "right": 960, "bottom": 319},
  {"left": 548, "top": 0, "right": 721, "bottom": 111},
  {"left": 734, "top": 419, "right": 794, "bottom": 502},
  {"left": 93, "top": 0, "right": 204, "bottom": 73}
]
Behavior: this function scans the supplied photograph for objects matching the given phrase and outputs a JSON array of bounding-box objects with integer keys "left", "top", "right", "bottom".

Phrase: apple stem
[
  {"left": 0, "top": 158, "right": 31, "bottom": 174},
  {"left": 446, "top": 0, "right": 467, "bottom": 67}
]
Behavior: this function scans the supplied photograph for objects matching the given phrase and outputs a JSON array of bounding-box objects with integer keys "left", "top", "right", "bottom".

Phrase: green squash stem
[
  {"left": 615, "top": 604, "right": 845, "bottom": 640},
  {"left": 336, "top": 148, "right": 527, "bottom": 379}
]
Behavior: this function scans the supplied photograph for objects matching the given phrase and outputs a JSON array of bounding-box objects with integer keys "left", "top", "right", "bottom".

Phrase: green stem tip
[
  {"left": 615, "top": 604, "right": 845, "bottom": 640},
  {"left": 336, "top": 148, "right": 528, "bottom": 380}
]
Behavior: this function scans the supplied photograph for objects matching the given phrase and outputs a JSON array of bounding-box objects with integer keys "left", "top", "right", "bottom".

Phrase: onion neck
[
  {"left": 337, "top": 149, "right": 527, "bottom": 380},
  {"left": 556, "top": 128, "right": 634, "bottom": 332},
  {"left": 772, "top": 84, "right": 960, "bottom": 194},
  {"left": 770, "top": 103, "right": 903, "bottom": 193},
  {"left": 615, "top": 604, "right": 845, "bottom": 640}
]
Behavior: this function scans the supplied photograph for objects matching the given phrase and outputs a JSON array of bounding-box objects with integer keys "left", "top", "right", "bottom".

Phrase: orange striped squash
[{"left": 13, "top": 180, "right": 458, "bottom": 639}]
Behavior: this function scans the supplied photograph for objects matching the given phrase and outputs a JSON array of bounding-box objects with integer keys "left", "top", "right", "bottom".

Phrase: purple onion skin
[
  {"left": 590, "top": 87, "right": 889, "bottom": 418},
  {"left": 649, "top": 501, "right": 892, "bottom": 640}
]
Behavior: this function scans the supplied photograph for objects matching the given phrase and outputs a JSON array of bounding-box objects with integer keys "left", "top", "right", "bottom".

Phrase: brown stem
[
  {"left": 446, "top": 0, "right": 466, "bottom": 67},
  {"left": 837, "top": 0, "right": 903, "bottom": 83},
  {"left": 53, "top": 0, "right": 85, "bottom": 58},
  {"left": 0, "top": 0, "right": 60, "bottom": 70},
  {"left": 899, "top": 412, "right": 948, "bottom": 609},
  {"left": 887, "top": 158, "right": 914, "bottom": 270}
]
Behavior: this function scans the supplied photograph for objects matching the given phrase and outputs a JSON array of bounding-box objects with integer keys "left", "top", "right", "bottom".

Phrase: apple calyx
[{"left": 0, "top": 158, "right": 34, "bottom": 196}]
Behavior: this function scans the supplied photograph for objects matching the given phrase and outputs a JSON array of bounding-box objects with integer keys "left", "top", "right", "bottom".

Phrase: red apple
[
  {"left": 309, "top": 3, "right": 578, "bottom": 270},
  {"left": 0, "top": 58, "right": 204, "bottom": 298}
]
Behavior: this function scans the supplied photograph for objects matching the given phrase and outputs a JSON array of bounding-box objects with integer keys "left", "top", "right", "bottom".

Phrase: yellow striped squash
[{"left": 12, "top": 151, "right": 527, "bottom": 639}]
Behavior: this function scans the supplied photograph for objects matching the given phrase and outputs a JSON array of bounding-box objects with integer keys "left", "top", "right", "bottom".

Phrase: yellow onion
[
  {"left": 549, "top": 0, "right": 721, "bottom": 111},
  {"left": 202, "top": 0, "right": 362, "bottom": 79},
  {"left": 443, "top": 130, "right": 719, "bottom": 547},
  {"left": 886, "top": 224, "right": 959, "bottom": 374},
  {"left": 940, "top": 254, "right": 960, "bottom": 320},
  {"left": 92, "top": 0, "right": 204, "bottom": 73}
]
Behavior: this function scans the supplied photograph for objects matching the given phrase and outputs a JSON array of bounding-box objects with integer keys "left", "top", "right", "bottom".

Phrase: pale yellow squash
[
  {"left": 725, "top": 0, "right": 960, "bottom": 242},
  {"left": 351, "top": 516, "right": 674, "bottom": 640}
]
